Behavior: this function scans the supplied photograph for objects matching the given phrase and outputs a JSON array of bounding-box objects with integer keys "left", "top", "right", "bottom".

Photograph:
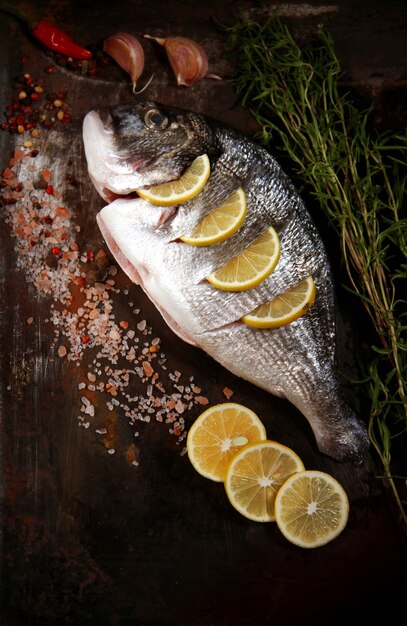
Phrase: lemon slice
[
  {"left": 242, "top": 276, "right": 316, "bottom": 328},
  {"left": 275, "top": 470, "right": 349, "bottom": 548},
  {"left": 206, "top": 226, "right": 280, "bottom": 291},
  {"left": 224, "top": 441, "right": 305, "bottom": 522},
  {"left": 186, "top": 402, "right": 267, "bottom": 482},
  {"left": 136, "top": 154, "right": 210, "bottom": 206},
  {"left": 180, "top": 188, "right": 247, "bottom": 246}
]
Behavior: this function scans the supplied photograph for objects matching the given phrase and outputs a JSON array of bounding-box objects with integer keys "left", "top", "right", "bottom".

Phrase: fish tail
[{"left": 288, "top": 384, "right": 370, "bottom": 463}]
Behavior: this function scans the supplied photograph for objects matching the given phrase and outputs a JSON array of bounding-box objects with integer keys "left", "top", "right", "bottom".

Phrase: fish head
[{"left": 82, "top": 100, "right": 218, "bottom": 202}]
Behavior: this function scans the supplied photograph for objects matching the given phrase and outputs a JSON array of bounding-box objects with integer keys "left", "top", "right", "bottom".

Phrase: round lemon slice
[
  {"left": 242, "top": 276, "right": 316, "bottom": 328},
  {"left": 186, "top": 402, "right": 267, "bottom": 482},
  {"left": 275, "top": 470, "right": 349, "bottom": 548},
  {"left": 136, "top": 154, "right": 210, "bottom": 206},
  {"left": 180, "top": 188, "right": 247, "bottom": 246},
  {"left": 224, "top": 441, "right": 305, "bottom": 522},
  {"left": 206, "top": 226, "right": 280, "bottom": 291}
]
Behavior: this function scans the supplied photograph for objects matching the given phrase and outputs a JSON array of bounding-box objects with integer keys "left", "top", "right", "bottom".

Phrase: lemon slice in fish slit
[
  {"left": 136, "top": 154, "right": 210, "bottom": 206},
  {"left": 242, "top": 276, "right": 316, "bottom": 328},
  {"left": 206, "top": 226, "right": 280, "bottom": 291},
  {"left": 224, "top": 440, "right": 305, "bottom": 522},
  {"left": 275, "top": 470, "right": 349, "bottom": 548},
  {"left": 180, "top": 187, "right": 247, "bottom": 246}
]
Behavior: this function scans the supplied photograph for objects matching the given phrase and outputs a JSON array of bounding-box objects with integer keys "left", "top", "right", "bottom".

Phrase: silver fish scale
[
  {"left": 168, "top": 204, "right": 327, "bottom": 283},
  {"left": 154, "top": 214, "right": 332, "bottom": 333},
  {"left": 84, "top": 103, "right": 370, "bottom": 463},
  {"left": 167, "top": 127, "right": 300, "bottom": 242},
  {"left": 218, "top": 127, "right": 299, "bottom": 228},
  {"left": 160, "top": 127, "right": 327, "bottom": 292},
  {"left": 165, "top": 154, "right": 241, "bottom": 239},
  {"left": 197, "top": 289, "right": 365, "bottom": 461}
]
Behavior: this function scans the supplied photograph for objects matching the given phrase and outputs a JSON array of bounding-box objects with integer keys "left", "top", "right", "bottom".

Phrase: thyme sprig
[{"left": 220, "top": 16, "right": 406, "bottom": 528}]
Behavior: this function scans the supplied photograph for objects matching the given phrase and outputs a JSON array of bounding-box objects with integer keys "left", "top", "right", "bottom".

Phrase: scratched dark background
[{"left": 0, "top": 1, "right": 406, "bottom": 625}]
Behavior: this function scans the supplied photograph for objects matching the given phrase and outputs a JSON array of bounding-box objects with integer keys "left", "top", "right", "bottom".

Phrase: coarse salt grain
[
  {"left": 85, "top": 404, "right": 95, "bottom": 417},
  {"left": 1, "top": 106, "right": 214, "bottom": 463}
]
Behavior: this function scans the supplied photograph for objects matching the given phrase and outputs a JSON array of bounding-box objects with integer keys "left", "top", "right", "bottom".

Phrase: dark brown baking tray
[{"left": 1, "top": 2, "right": 405, "bottom": 624}]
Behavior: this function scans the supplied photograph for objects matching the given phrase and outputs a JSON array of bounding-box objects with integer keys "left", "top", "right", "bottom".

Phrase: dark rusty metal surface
[{"left": 1, "top": 1, "right": 406, "bottom": 625}]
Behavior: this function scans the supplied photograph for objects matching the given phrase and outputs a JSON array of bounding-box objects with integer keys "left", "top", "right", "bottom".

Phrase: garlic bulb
[
  {"left": 104, "top": 32, "right": 145, "bottom": 90},
  {"left": 145, "top": 35, "right": 219, "bottom": 86}
]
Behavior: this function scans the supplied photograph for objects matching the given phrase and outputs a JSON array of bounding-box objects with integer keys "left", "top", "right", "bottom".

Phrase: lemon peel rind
[
  {"left": 180, "top": 188, "right": 247, "bottom": 246},
  {"left": 136, "top": 154, "right": 211, "bottom": 206},
  {"left": 206, "top": 226, "right": 281, "bottom": 292},
  {"left": 186, "top": 402, "right": 267, "bottom": 483},
  {"left": 241, "top": 276, "right": 316, "bottom": 328},
  {"left": 274, "top": 470, "right": 349, "bottom": 548},
  {"left": 224, "top": 440, "right": 305, "bottom": 522}
]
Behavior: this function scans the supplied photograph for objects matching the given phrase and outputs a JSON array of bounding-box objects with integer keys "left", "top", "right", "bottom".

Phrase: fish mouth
[
  {"left": 83, "top": 109, "right": 185, "bottom": 207},
  {"left": 83, "top": 110, "right": 155, "bottom": 203}
]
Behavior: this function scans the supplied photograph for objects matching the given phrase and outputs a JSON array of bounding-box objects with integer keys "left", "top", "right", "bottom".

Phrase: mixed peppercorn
[{"left": 1, "top": 68, "right": 72, "bottom": 136}]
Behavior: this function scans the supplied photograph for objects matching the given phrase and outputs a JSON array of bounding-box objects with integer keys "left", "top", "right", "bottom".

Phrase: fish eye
[{"left": 144, "top": 109, "right": 168, "bottom": 130}]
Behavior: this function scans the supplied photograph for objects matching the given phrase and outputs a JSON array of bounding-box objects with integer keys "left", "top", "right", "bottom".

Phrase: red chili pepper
[
  {"left": 0, "top": 2, "right": 92, "bottom": 59},
  {"left": 31, "top": 20, "right": 92, "bottom": 60}
]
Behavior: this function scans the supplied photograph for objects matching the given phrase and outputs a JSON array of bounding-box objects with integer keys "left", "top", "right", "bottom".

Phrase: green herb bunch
[{"left": 220, "top": 16, "right": 406, "bottom": 528}]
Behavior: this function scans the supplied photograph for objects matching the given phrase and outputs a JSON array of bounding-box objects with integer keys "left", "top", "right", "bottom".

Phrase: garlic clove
[
  {"left": 104, "top": 32, "right": 145, "bottom": 89},
  {"left": 145, "top": 35, "right": 218, "bottom": 86},
  {"left": 164, "top": 36, "right": 208, "bottom": 86}
]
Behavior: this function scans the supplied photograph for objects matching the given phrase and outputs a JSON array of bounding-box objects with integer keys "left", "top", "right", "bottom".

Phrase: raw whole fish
[{"left": 82, "top": 101, "right": 369, "bottom": 462}]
